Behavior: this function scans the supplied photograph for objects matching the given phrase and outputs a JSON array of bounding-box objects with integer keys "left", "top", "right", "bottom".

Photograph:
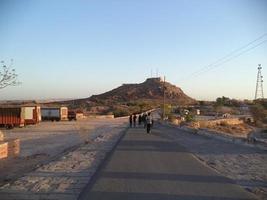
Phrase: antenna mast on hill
[{"left": 255, "top": 64, "right": 264, "bottom": 100}]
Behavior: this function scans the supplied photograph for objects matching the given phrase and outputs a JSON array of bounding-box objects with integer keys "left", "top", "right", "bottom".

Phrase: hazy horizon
[
  {"left": 0, "top": 77, "right": 260, "bottom": 102},
  {"left": 1, "top": 0, "right": 267, "bottom": 101}
]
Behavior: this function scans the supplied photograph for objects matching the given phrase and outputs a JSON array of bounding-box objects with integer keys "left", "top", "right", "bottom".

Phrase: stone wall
[{"left": 0, "top": 131, "right": 20, "bottom": 159}]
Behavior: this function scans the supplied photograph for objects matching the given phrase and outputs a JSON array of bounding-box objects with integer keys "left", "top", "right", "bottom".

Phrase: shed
[
  {"left": 21, "top": 105, "right": 41, "bottom": 125},
  {"left": 41, "top": 106, "right": 68, "bottom": 121}
]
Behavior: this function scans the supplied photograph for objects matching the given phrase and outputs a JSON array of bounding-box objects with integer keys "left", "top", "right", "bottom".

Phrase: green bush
[{"left": 185, "top": 113, "right": 195, "bottom": 122}]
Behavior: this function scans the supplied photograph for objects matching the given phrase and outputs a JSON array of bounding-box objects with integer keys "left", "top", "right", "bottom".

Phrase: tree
[
  {"left": 216, "top": 96, "right": 231, "bottom": 106},
  {"left": 250, "top": 103, "right": 267, "bottom": 126},
  {"left": 0, "top": 60, "right": 20, "bottom": 89}
]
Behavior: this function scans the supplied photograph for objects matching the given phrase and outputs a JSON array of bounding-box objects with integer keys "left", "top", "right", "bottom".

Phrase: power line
[
  {"left": 178, "top": 33, "right": 267, "bottom": 82},
  {"left": 191, "top": 39, "right": 267, "bottom": 78},
  {"left": 189, "top": 33, "right": 267, "bottom": 77}
]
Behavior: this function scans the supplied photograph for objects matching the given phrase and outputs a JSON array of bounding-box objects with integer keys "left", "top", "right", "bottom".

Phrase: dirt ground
[
  {"left": 0, "top": 118, "right": 127, "bottom": 186},
  {"left": 0, "top": 122, "right": 127, "bottom": 200},
  {"left": 204, "top": 123, "right": 254, "bottom": 138}
]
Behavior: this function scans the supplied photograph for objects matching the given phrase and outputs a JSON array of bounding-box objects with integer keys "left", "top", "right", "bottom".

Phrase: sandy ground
[
  {"left": 0, "top": 118, "right": 127, "bottom": 186},
  {"left": 202, "top": 123, "right": 253, "bottom": 138},
  {"left": 0, "top": 121, "right": 127, "bottom": 200}
]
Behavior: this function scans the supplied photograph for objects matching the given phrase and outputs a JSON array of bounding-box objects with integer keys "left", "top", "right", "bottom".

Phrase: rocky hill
[
  {"left": 59, "top": 78, "right": 196, "bottom": 116},
  {"left": 89, "top": 77, "right": 195, "bottom": 104}
]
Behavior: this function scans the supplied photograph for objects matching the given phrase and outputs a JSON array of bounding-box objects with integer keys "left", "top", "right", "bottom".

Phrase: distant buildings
[{"left": 0, "top": 104, "right": 70, "bottom": 128}]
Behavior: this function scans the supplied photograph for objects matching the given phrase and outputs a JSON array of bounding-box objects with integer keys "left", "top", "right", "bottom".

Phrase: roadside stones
[{"left": 0, "top": 131, "right": 4, "bottom": 141}]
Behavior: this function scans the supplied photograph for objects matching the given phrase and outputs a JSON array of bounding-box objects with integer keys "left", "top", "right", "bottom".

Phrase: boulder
[{"left": 0, "top": 131, "right": 4, "bottom": 141}]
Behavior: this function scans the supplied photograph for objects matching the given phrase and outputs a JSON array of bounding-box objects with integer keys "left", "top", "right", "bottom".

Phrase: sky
[{"left": 0, "top": 0, "right": 267, "bottom": 101}]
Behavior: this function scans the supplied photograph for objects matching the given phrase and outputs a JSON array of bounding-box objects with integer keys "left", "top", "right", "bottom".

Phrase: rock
[{"left": 0, "top": 131, "right": 4, "bottom": 141}]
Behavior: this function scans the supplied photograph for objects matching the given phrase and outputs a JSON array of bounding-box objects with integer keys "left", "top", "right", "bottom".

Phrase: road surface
[{"left": 79, "top": 123, "right": 257, "bottom": 200}]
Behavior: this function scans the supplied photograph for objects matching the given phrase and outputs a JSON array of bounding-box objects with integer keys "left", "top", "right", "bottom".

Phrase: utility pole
[
  {"left": 163, "top": 76, "right": 166, "bottom": 120},
  {"left": 255, "top": 64, "right": 264, "bottom": 100}
]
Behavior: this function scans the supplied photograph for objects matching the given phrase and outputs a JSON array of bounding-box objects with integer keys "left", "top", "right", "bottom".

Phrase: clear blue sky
[{"left": 1, "top": 0, "right": 267, "bottom": 101}]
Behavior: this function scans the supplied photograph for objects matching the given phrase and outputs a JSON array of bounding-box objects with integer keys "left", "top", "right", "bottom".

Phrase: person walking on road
[
  {"left": 146, "top": 112, "right": 153, "bottom": 134},
  {"left": 138, "top": 114, "right": 142, "bottom": 126},
  {"left": 129, "top": 115, "right": 133, "bottom": 128},
  {"left": 143, "top": 113, "right": 147, "bottom": 128},
  {"left": 133, "top": 114, "right": 137, "bottom": 127}
]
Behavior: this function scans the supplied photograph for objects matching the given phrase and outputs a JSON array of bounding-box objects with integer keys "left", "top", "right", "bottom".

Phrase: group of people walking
[{"left": 129, "top": 112, "right": 153, "bottom": 133}]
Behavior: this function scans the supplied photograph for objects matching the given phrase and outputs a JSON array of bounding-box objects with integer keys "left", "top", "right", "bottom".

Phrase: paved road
[{"left": 79, "top": 125, "right": 257, "bottom": 200}]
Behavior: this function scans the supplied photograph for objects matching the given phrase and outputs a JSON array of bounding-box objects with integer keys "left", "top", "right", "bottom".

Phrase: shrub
[
  {"left": 167, "top": 114, "right": 176, "bottom": 122},
  {"left": 220, "top": 121, "right": 228, "bottom": 126},
  {"left": 185, "top": 113, "right": 195, "bottom": 122},
  {"left": 113, "top": 109, "right": 130, "bottom": 117},
  {"left": 250, "top": 103, "right": 267, "bottom": 126}
]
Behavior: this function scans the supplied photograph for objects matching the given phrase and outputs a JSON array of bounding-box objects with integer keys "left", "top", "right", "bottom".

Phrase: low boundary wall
[{"left": 0, "top": 138, "right": 20, "bottom": 159}]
